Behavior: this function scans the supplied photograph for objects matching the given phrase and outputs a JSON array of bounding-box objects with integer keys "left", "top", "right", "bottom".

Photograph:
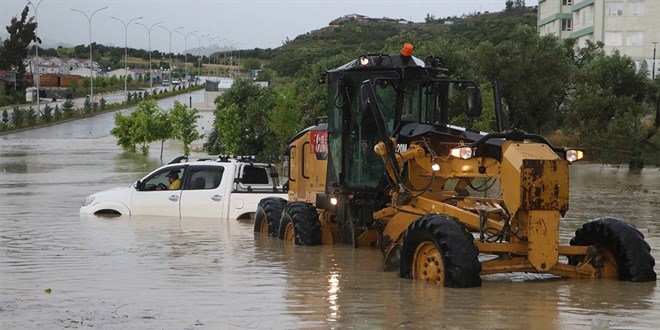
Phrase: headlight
[
  {"left": 566, "top": 149, "right": 584, "bottom": 163},
  {"left": 450, "top": 146, "right": 473, "bottom": 160},
  {"left": 358, "top": 55, "right": 370, "bottom": 66},
  {"left": 82, "top": 195, "right": 95, "bottom": 206}
]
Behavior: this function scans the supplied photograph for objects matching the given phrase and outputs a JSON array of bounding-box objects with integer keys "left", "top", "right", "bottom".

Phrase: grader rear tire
[
  {"left": 399, "top": 214, "right": 481, "bottom": 288},
  {"left": 569, "top": 217, "right": 656, "bottom": 282},
  {"left": 254, "top": 197, "right": 287, "bottom": 237},
  {"left": 278, "top": 202, "right": 322, "bottom": 245}
]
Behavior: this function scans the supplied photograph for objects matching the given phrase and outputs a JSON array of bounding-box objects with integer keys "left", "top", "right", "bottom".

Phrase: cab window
[
  {"left": 186, "top": 166, "right": 224, "bottom": 190},
  {"left": 140, "top": 166, "right": 186, "bottom": 191}
]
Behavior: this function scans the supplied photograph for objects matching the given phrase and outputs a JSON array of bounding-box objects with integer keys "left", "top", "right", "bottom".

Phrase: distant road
[{"left": 2, "top": 89, "right": 205, "bottom": 140}]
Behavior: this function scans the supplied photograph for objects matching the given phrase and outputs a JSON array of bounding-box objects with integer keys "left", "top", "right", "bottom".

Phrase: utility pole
[
  {"left": 135, "top": 21, "right": 162, "bottom": 90},
  {"left": 159, "top": 25, "right": 183, "bottom": 74},
  {"left": 28, "top": 0, "right": 44, "bottom": 112},
  {"left": 70, "top": 6, "right": 108, "bottom": 105},
  {"left": 653, "top": 42, "right": 657, "bottom": 80},
  {"left": 111, "top": 15, "right": 142, "bottom": 97},
  {"left": 176, "top": 30, "right": 197, "bottom": 80}
]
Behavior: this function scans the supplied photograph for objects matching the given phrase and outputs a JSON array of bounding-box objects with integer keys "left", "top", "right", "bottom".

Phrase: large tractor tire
[
  {"left": 399, "top": 214, "right": 482, "bottom": 288},
  {"left": 278, "top": 201, "right": 322, "bottom": 245},
  {"left": 569, "top": 217, "right": 656, "bottom": 282},
  {"left": 254, "top": 197, "right": 287, "bottom": 237}
]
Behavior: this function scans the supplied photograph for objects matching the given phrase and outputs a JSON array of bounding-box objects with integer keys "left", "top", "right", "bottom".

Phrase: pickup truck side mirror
[{"left": 134, "top": 180, "right": 144, "bottom": 191}]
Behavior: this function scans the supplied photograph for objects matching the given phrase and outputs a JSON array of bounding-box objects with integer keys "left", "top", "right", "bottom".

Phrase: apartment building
[{"left": 538, "top": 0, "right": 659, "bottom": 77}]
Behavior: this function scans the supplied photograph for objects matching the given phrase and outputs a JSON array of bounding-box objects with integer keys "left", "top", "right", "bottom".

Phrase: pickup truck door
[
  {"left": 130, "top": 165, "right": 186, "bottom": 217},
  {"left": 179, "top": 164, "right": 228, "bottom": 218}
]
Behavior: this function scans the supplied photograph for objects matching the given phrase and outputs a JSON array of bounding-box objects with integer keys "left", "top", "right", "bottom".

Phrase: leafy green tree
[
  {"left": 473, "top": 25, "right": 573, "bottom": 133},
  {"left": 127, "top": 92, "right": 132, "bottom": 102},
  {"left": 152, "top": 108, "right": 173, "bottom": 159},
  {"left": 41, "top": 103, "right": 53, "bottom": 122},
  {"left": 111, "top": 111, "right": 137, "bottom": 152},
  {"left": 26, "top": 106, "right": 37, "bottom": 125},
  {"left": 11, "top": 106, "right": 24, "bottom": 127},
  {"left": 207, "top": 103, "right": 241, "bottom": 154},
  {"left": 100, "top": 97, "right": 106, "bottom": 110},
  {"left": 62, "top": 99, "right": 74, "bottom": 117},
  {"left": 0, "top": 6, "right": 38, "bottom": 79},
  {"left": 83, "top": 97, "right": 93, "bottom": 113},
  {"left": 130, "top": 99, "right": 161, "bottom": 155},
  {"left": 1, "top": 109, "right": 9, "bottom": 128},
  {"left": 170, "top": 101, "right": 202, "bottom": 156},
  {"left": 566, "top": 51, "right": 650, "bottom": 167},
  {"left": 69, "top": 79, "right": 79, "bottom": 93},
  {"left": 206, "top": 78, "right": 275, "bottom": 159},
  {"left": 267, "top": 83, "right": 304, "bottom": 160},
  {"left": 242, "top": 58, "right": 262, "bottom": 72},
  {"left": 53, "top": 104, "right": 61, "bottom": 120}
]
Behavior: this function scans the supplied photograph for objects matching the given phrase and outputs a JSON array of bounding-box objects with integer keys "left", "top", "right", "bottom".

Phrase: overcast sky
[{"left": 1, "top": 0, "right": 538, "bottom": 54}]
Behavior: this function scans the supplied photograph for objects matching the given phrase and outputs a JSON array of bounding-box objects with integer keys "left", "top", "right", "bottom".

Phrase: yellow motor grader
[{"left": 254, "top": 44, "right": 656, "bottom": 287}]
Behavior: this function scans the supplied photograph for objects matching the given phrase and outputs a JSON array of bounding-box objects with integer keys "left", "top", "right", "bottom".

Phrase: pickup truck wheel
[
  {"left": 399, "top": 214, "right": 481, "bottom": 288},
  {"left": 278, "top": 201, "right": 321, "bottom": 245},
  {"left": 569, "top": 217, "right": 656, "bottom": 282},
  {"left": 254, "top": 197, "right": 287, "bottom": 237}
]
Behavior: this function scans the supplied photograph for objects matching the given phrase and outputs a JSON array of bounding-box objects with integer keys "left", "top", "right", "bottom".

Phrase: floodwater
[{"left": 1, "top": 105, "right": 660, "bottom": 329}]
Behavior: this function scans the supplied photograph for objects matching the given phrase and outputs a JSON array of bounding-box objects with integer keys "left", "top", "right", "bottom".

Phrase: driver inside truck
[{"left": 157, "top": 171, "right": 181, "bottom": 190}]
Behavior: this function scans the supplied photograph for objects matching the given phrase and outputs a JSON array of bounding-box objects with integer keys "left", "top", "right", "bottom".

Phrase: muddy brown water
[{"left": 1, "top": 109, "right": 659, "bottom": 328}]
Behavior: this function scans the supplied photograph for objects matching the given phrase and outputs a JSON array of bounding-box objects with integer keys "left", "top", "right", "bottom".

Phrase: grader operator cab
[{"left": 255, "top": 44, "right": 655, "bottom": 287}]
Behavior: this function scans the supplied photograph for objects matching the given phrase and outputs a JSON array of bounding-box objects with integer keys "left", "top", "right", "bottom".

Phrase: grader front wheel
[
  {"left": 399, "top": 214, "right": 482, "bottom": 288},
  {"left": 569, "top": 217, "right": 656, "bottom": 282},
  {"left": 412, "top": 241, "right": 446, "bottom": 285}
]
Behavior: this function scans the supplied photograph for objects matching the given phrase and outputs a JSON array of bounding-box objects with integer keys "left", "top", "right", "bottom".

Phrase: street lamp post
[
  {"left": 135, "top": 21, "right": 162, "bottom": 90},
  {"left": 70, "top": 6, "right": 108, "bottom": 105},
  {"left": 27, "top": 0, "right": 43, "bottom": 112},
  {"left": 175, "top": 30, "right": 197, "bottom": 80},
  {"left": 653, "top": 42, "right": 658, "bottom": 80},
  {"left": 159, "top": 25, "right": 183, "bottom": 77},
  {"left": 203, "top": 35, "right": 216, "bottom": 77},
  {"left": 195, "top": 34, "right": 209, "bottom": 77},
  {"left": 111, "top": 15, "right": 142, "bottom": 97}
]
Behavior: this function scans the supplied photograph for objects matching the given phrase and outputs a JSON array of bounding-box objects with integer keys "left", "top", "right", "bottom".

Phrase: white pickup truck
[{"left": 80, "top": 156, "right": 288, "bottom": 220}]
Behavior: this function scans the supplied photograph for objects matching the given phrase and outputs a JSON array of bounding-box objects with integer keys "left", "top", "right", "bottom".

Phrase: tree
[
  {"left": 62, "top": 99, "right": 74, "bottom": 117},
  {"left": 242, "top": 58, "right": 262, "bottom": 72},
  {"left": 473, "top": 25, "right": 573, "bottom": 134},
  {"left": 267, "top": 83, "right": 304, "bottom": 160},
  {"left": 1, "top": 109, "right": 9, "bottom": 128},
  {"left": 130, "top": 99, "right": 162, "bottom": 155},
  {"left": 53, "top": 104, "right": 61, "bottom": 120},
  {"left": 11, "top": 106, "right": 25, "bottom": 127},
  {"left": 566, "top": 51, "right": 651, "bottom": 167},
  {"left": 41, "top": 103, "right": 53, "bottom": 122},
  {"left": 111, "top": 111, "right": 137, "bottom": 152},
  {"left": 170, "top": 101, "right": 202, "bottom": 156},
  {"left": 152, "top": 108, "right": 173, "bottom": 159},
  {"left": 205, "top": 78, "right": 275, "bottom": 158},
  {"left": 0, "top": 6, "right": 38, "bottom": 80},
  {"left": 208, "top": 103, "right": 241, "bottom": 154}
]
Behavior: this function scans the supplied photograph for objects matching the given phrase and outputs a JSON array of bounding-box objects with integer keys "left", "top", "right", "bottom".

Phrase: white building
[
  {"left": 538, "top": 0, "right": 659, "bottom": 77},
  {"left": 24, "top": 56, "right": 100, "bottom": 77},
  {"left": 107, "top": 68, "right": 141, "bottom": 80},
  {"left": 69, "top": 67, "right": 101, "bottom": 78}
]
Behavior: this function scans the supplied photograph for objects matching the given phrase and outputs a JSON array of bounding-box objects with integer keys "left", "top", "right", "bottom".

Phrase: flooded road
[{"left": 1, "top": 109, "right": 659, "bottom": 328}]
